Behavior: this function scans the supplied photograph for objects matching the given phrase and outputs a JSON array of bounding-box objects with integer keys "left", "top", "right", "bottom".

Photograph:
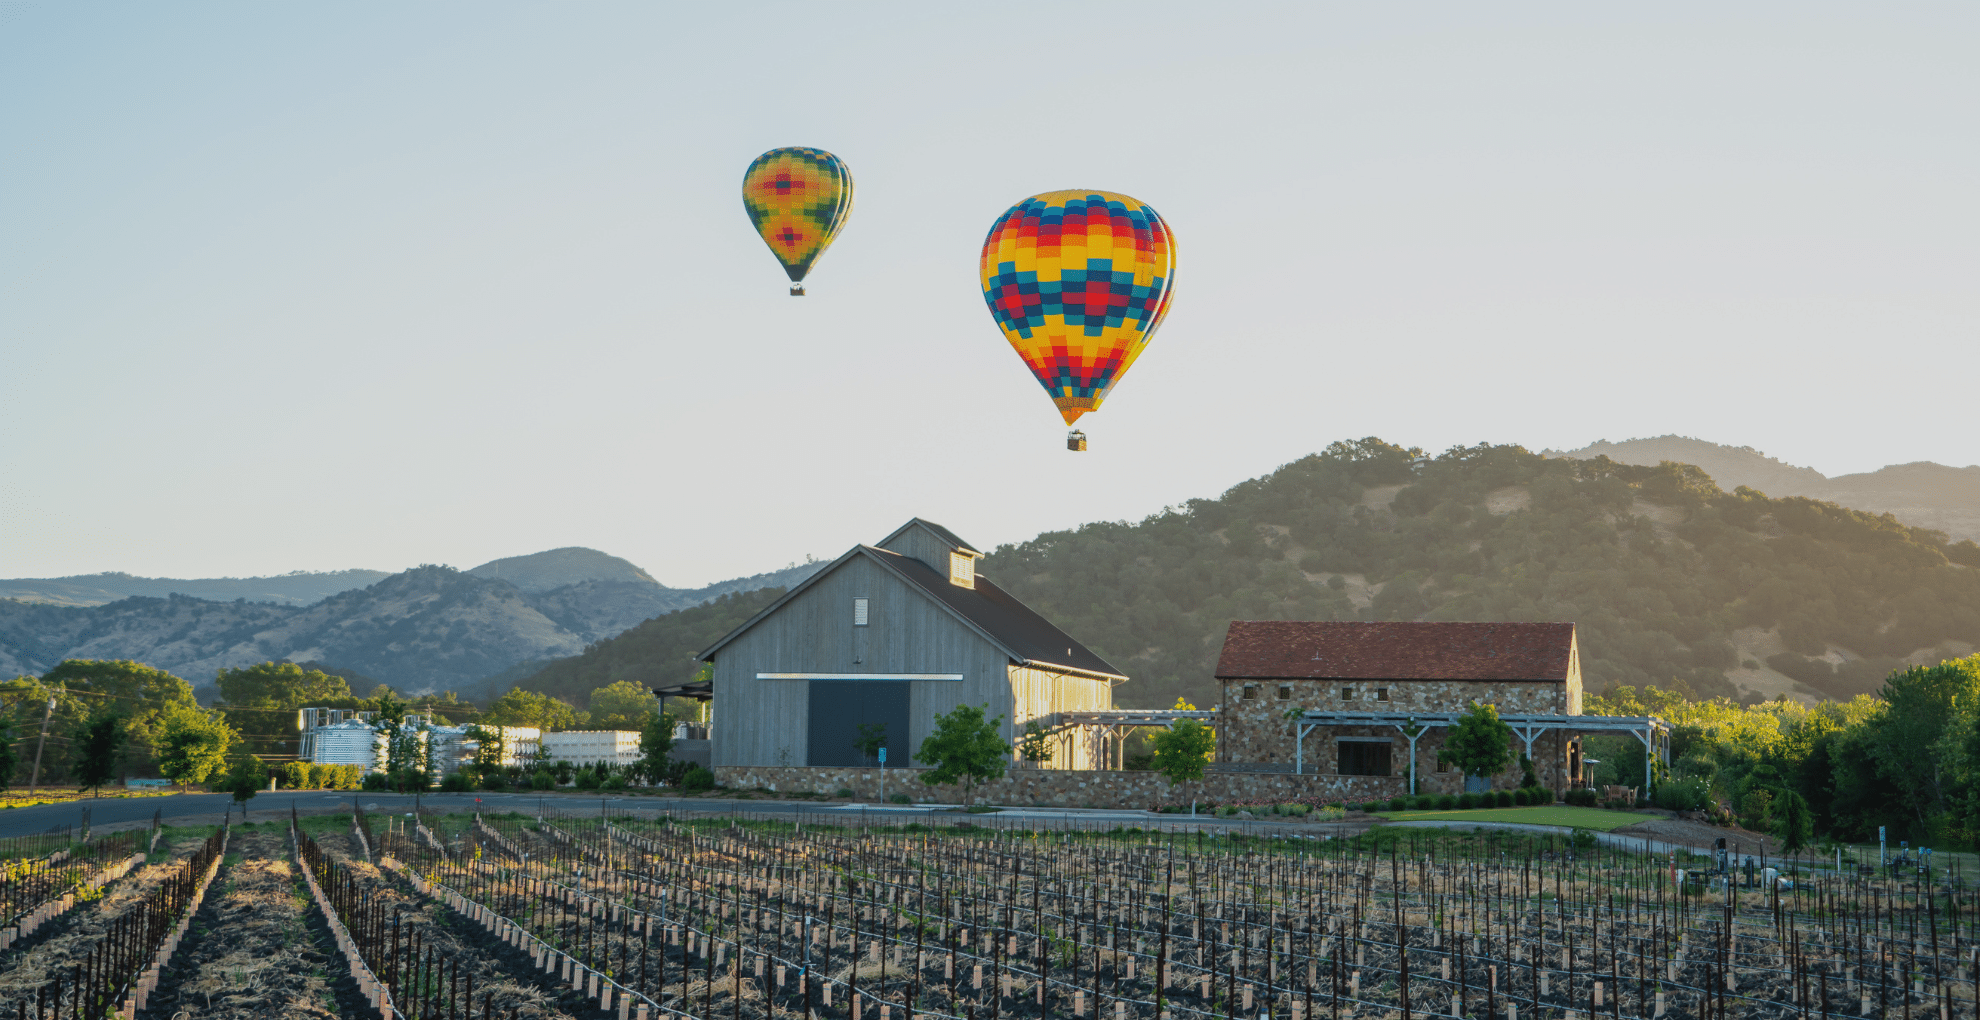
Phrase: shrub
[
  {"left": 682, "top": 766, "right": 716, "bottom": 792},
  {"left": 1565, "top": 788, "right": 1598, "bottom": 807},
  {"left": 439, "top": 772, "right": 475, "bottom": 793},
  {"left": 1280, "top": 803, "right": 1310, "bottom": 817},
  {"left": 833, "top": 787, "right": 856, "bottom": 799},
  {"left": 1436, "top": 794, "right": 1457, "bottom": 810},
  {"left": 604, "top": 774, "right": 629, "bottom": 792},
  {"left": 1387, "top": 796, "right": 1409, "bottom": 812},
  {"left": 361, "top": 772, "right": 390, "bottom": 791},
  {"left": 889, "top": 793, "right": 911, "bottom": 804},
  {"left": 574, "top": 770, "right": 603, "bottom": 791},
  {"left": 480, "top": 772, "right": 509, "bottom": 792},
  {"left": 1216, "top": 805, "right": 1238, "bottom": 817},
  {"left": 1513, "top": 788, "right": 1531, "bottom": 806},
  {"left": 1652, "top": 776, "right": 1710, "bottom": 811},
  {"left": 1496, "top": 791, "right": 1515, "bottom": 808},
  {"left": 1457, "top": 793, "right": 1479, "bottom": 809},
  {"left": 530, "top": 770, "right": 555, "bottom": 790}
]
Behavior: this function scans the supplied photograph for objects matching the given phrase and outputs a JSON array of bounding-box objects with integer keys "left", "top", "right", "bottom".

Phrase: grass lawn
[{"left": 1371, "top": 805, "right": 1648, "bottom": 831}]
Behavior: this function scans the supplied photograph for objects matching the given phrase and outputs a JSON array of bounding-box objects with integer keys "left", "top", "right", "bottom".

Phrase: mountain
[
  {"left": 1545, "top": 437, "right": 1980, "bottom": 542},
  {"left": 0, "top": 569, "right": 392, "bottom": 608},
  {"left": 467, "top": 547, "right": 658, "bottom": 592},
  {"left": 514, "top": 588, "right": 786, "bottom": 708},
  {"left": 534, "top": 439, "right": 1980, "bottom": 712},
  {"left": 0, "top": 557, "right": 830, "bottom": 699}
]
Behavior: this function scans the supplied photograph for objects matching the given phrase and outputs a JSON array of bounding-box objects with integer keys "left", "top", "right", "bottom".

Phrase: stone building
[{"left": 1214, "top": 621, "right": 1599, "bottom": 794}]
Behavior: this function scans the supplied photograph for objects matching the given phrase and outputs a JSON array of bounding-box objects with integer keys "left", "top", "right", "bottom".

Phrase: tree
[
  {"left": 221, "top": 755, "right": 266, "bottom": 816},
  {"left": 154, "top": 704, "right": 237, "bottom": 790},
  {"left": 637, "top": 709, "right": 678, "bottom": 785},
  {"left": 371, "top": 693, "right": 432, "bottom": 793},
  {"left": 464, "top": 724, "right": 507, "bottom": 787},
  {"left": 1150, "top": 719, "right": 1216, "bottom": 784},
  {"left": 484, "top": 687, "right": 585, "bottom": 731},
  {"left": 1776, "top": 788, "right": 1813, "bottom": 854},
  {"left": 914, "top": 703, "right": 1009, "bottom": 802},
  {"left": 71, "top": 710, "right": 126, "bottom": 796},
  {"left": 213, "top": 661, "right": 352, "bottom": 709},
  {"left": 586, "top": 681, "right": 661, "bottom": 731},
  {"left": 1443, "top": 703, "right": 1513, "bottom": 785}
]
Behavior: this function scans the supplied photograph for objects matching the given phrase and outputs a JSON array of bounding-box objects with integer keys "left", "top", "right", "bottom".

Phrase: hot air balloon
[
  {"left": 742, "top": 147, "right": 854, "bottom": 296},
  {"left": 979, "top": 190, "right": 1175, "bottom": 450}
]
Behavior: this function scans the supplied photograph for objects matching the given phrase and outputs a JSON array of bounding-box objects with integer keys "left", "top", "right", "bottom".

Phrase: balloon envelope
[
  {"left": 979, "top": 190, "right": 1175, "bottom": 425},
  {"left": 742, "top": 147, "right": 854, "bottom": 285}
]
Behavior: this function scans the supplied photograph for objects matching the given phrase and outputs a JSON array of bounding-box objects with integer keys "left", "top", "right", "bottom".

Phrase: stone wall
[
  {"left": 1214, "top": 678, "right": 1577, "bottom": 793},
  {"left": 712, "top": 765, "right": 1406, "bottom": 809}
]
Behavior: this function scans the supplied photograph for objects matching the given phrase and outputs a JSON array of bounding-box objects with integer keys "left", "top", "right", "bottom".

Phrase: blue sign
[{"left": 878, "top": 747, "right": 887, "bottom": 764}]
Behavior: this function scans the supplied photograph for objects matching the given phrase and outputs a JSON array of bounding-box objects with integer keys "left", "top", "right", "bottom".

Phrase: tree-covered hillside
[
  {"left": 515, "top": 588, "right": 784, "bottom": 708},
  {"left": 983, "top": 438, "right": 1980, "bottom": 710}
]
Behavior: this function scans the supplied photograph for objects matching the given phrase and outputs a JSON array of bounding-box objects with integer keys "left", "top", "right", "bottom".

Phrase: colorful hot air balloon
[
  {"left": 979, "top": 190, "right": 1175, "bottom": 444},
  {"left": 742, "top": 147, "right": 854, "bottom": 296}
]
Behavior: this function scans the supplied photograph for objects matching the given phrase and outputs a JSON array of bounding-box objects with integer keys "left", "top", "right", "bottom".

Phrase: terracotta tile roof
[{"left": 1214, "top": 621, "right": 1576, "bottom": 681}]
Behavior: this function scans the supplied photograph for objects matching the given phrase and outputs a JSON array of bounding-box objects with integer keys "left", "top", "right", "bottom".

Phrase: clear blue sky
[{"left": 3, "top": 3, "right": 1974, "bottom": 585}]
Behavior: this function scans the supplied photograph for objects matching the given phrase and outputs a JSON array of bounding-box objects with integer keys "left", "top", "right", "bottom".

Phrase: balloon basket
[
  {"left": 1066, "top": 430, "right": 1087, "bottom": 452},
  {"left": 789, "top": 284, "right": 805, "bottom": 297}
]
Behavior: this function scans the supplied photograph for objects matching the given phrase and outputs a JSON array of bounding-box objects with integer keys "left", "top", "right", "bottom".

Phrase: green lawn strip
[{"left": 1370, "top": 806, "right": 1647, "bottom": 831}]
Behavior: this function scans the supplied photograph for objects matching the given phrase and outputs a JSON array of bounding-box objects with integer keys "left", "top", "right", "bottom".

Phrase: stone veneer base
[{"left": 712, "top": 765, "right": 1410, "bottom": 810}]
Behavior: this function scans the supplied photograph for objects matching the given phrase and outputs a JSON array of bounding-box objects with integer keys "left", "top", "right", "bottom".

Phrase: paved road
[{"left": 0, "top": 790, "right": 1364, "bottom": 841}]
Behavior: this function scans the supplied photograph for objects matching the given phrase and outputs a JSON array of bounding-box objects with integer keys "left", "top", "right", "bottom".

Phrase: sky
[{"left": 2, "top": 3, "right": 1975, "bottom": 587}]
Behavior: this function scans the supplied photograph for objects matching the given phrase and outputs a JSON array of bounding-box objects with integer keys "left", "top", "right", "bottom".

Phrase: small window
[
  {"left": 1241, "top": 685, "right": 1258, "bottom": 701},
  {"left": 1277, "top": 685, "right": 1293, "bottom": 701},
  {"left": 853, "top": 597, "right": 869, "bottom": 626},
  {"left": 1340, "top": 687, "right": 1355, "bottom": 701},
  {"left": 1374, "top": 688, "right": 1390, "bottom": 703},
  {"left": 1436, "top": 756, "right": 1449, "bottom": 774},
  {"left": 949, "top": 552, "right": 975, "bottom": 588}
]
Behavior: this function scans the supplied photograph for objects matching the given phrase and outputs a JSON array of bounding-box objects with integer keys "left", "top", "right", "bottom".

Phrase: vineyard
[{"left": 0, "top": 804, "right": 1969, "bottom": 1019}]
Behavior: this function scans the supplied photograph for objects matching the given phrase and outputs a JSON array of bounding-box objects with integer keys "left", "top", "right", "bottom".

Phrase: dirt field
[
  {"left": 1607, "top": 815, "right": 1782, "bottom": 857},
  {"left": 136, "top": 825, "right": 361, "bottom": 1019}
]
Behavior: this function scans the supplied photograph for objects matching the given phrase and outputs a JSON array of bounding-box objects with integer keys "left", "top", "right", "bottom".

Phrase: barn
[{"left": 696, "top": 519, "right": 1126, "bottom": 774}]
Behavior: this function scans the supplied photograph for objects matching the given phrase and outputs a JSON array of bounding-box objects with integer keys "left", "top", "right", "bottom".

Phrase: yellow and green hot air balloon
[
  {"left": 742, "top": 147, "right": 854, "bottom": 296},
  {"left": 979, "top": 190, "right": 1175, "bottom": 449}
]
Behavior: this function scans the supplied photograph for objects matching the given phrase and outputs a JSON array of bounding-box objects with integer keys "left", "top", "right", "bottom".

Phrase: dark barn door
[{"left": 807, "top": 680, "right": 911, "bottom": 767}]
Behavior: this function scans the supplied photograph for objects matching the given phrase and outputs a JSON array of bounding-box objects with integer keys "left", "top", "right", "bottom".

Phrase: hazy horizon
[{"left": 5, "top": 4, "right": 1974, "bottom": 585}]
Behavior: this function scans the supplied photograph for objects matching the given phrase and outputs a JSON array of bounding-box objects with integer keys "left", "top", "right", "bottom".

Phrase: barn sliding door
[{"left": 807, "top": 680, "right": 911, "bottom": 767}]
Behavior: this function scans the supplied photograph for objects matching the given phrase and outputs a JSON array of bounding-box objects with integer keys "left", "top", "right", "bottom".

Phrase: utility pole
[{"left": 28, "top": 696, "right": 55, "bottom": 795}]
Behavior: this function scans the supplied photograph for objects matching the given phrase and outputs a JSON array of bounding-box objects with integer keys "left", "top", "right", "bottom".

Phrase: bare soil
[
  {"left": 136, "top": 827, "right": 358, "bottom": 1019},
  {"left": 1607, "top": 815, "right": 1782, "bottom": 857}
]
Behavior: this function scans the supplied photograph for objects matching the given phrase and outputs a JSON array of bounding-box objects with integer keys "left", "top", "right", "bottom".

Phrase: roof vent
[{"left": 949, "top": 552, "right": 975, "bottom": 589}]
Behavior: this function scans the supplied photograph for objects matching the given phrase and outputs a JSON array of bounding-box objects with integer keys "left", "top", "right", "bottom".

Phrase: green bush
[
  {"left": 681, "top": 766, "right": 716, "bottom": 791},
  {"left": 604, "top": 774, "right": 630, "bottom": 792},
  {"left": 1435, "top": 794, "right": 1457, "bottom": 810},
  {"left": 530, "top": 770, "right": 555, "bottom": 791},
  {"left": 888, "top": 793, "right": 911, "bottom": 804},
  {"left": 361, "top": 772, "right": 389, "bottom": 791},
  {"left": 439, "top": 772, "right": 475, "bottom": 793},
  {"left": 1652, "top": 776, "right": 1709, "bottom": 811},
  {"left": 1496, "top": 790, "right": 1515, "bottom": 808},
  {"left": 1280, "top": 803, "right": 1310, "bottom": 817},
  {"left": 1457, "top": 793, "right": 1479, "bottom": 809},
  {"left": 574, "top": 770, "right": 603, "bottom": 791},
  {"left": 1387, "top": 796, "right": 1409, "bottom": 812},
  {"left": 1564, "top": 788, "right": 1598, "bottom": 807},
  {"left": 481, "top": 772, "right": 509, "bottom": 792},
  {"left": 833, "top": 787, "right": 855, "bottom": 799}
]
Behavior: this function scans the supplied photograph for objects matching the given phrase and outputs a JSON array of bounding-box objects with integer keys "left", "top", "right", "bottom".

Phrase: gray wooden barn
[{"left": 696, "top": 519, "right": 1126, "bottom": 771}]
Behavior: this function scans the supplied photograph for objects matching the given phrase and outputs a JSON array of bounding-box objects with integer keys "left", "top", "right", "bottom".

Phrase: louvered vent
[{"left": 853, "top": 597, "right": 869, "bottom": 626}]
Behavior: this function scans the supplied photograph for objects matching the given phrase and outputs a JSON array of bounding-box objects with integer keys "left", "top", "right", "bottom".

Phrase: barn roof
[
  {"left": 1214, "top": 621, "right": 1576, "bottom": 681},
  {"left": 878, "top": 517, "right": 982, "bottom": 556},
  {"left": 694, "top": 544, "right": 1126, "bottom": 682}
]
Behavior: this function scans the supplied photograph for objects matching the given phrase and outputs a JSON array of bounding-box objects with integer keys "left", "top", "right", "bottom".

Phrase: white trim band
[{"left": 755, "top": 673, "right": 964, "bottom": 681}]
